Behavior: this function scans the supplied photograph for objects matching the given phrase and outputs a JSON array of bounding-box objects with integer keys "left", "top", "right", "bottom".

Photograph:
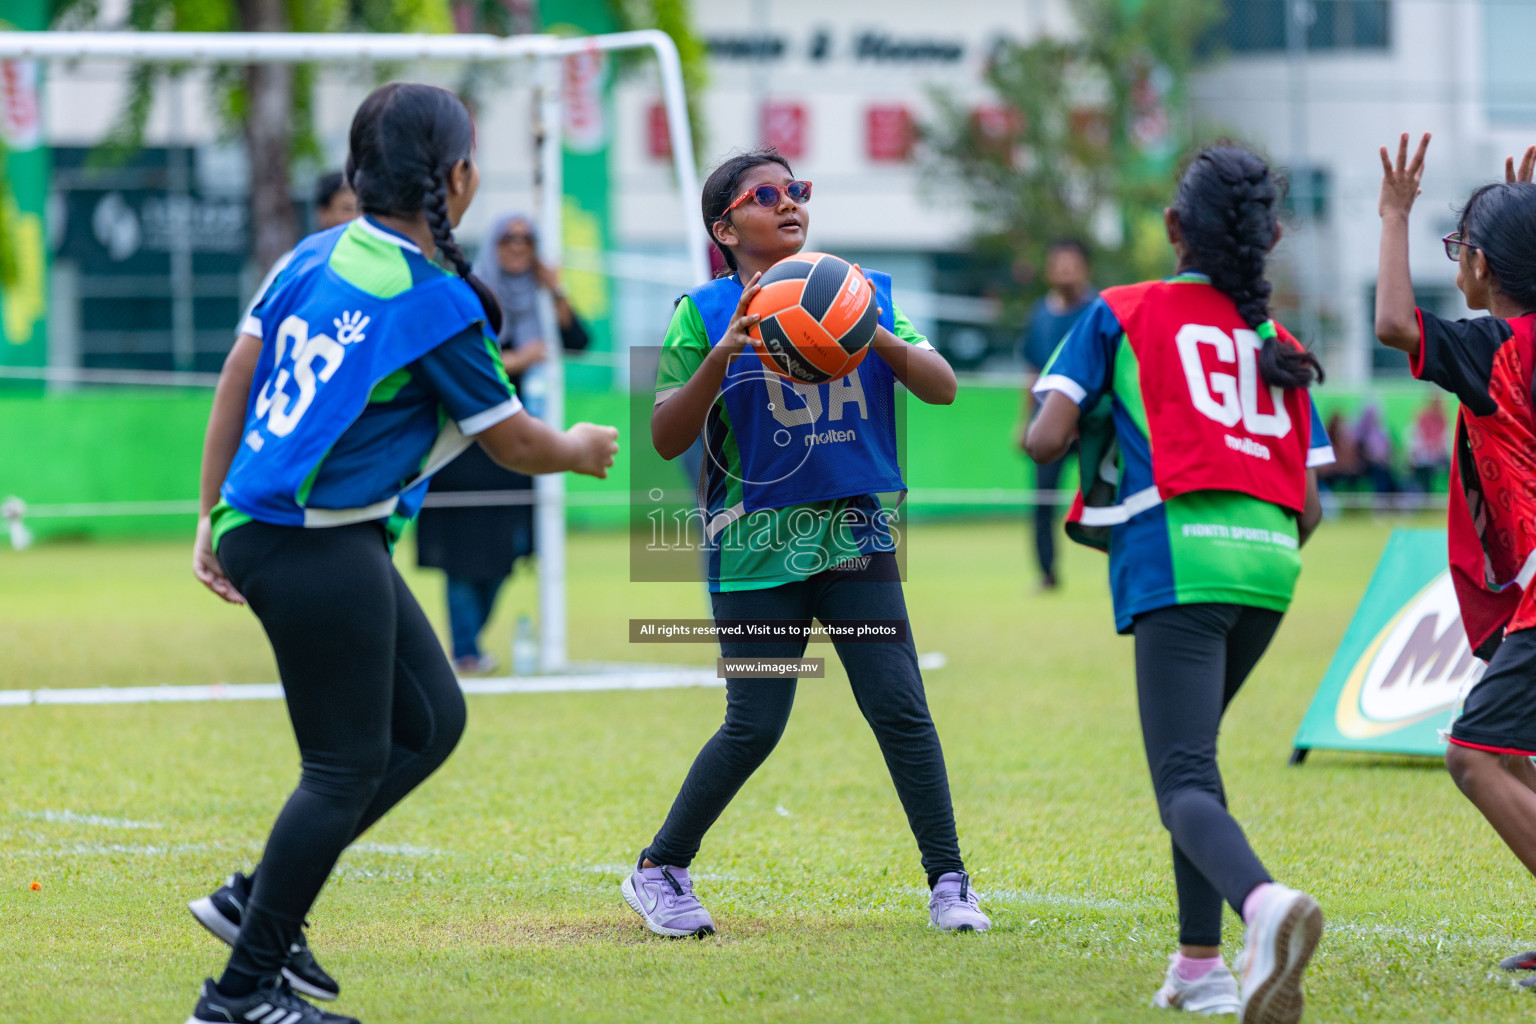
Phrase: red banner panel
[
  {"left": 760, "top": 101, "right": 808, "bottom": 159},
  {"left": 865, "top": 105, "right": 914, "bottom": 162}
]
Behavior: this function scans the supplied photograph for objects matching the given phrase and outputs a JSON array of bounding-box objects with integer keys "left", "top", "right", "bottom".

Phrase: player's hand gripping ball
[{"left": 747, "top": 252, "right": 878, "bottom": 385}]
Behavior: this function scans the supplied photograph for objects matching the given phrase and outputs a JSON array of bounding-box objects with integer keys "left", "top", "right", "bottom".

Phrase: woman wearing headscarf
[{"left": 417, "top": 212, "right": 590, "bottom": 674}]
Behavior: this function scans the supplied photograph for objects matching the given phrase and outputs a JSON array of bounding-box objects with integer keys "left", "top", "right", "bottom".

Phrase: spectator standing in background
[
  {"left": 416, "top": 212, "right": 590, "bottom": 674},
  {"left": 1317, "top": 410, "right": 1362, "bottom": 494},
  {"left": 1016, "top": 239, "right": 1096, "bottom": 591},
  {"left": 1357, "top": 404, "right": 1399, "bottom": 500},
  {"left": 1409, "top": 395, "right": 1451, "bottom": 493},
  {"left": 312, "top": 170, "right": 359, "bottom": 231},
  {"left": 239, "top": 171, "right": 357, "bottom": 329}
]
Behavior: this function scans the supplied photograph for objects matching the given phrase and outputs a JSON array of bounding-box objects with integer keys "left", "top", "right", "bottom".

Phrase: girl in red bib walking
[{"left": 1027, "top": 143, "right": 1329, "bottom": 1023}]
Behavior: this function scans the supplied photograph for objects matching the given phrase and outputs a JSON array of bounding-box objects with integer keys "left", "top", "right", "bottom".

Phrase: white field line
[
  {"left": 22, "top": 810, "right": 161, "bottom": 829},
  {"left": 582, "top": 863, "right": 746, "bottom": 883},
  {"left": 347, "top": 842, "right": 445, "bottom": 857},
  {"left": 0, "top": 683, "right": 286, "bottom": 706},
  {"left": 0, "top": 671, "right": 714, "bottom": 707},
  {"left": 20, "top": 841, "right": 212, "bottom": 857},
  {"left": 0, "top": 655, "right": 947, "bottom": 708},
  {"left": 901, "top": 886, "right": 1156, "bottom": 911},
  {"left": 0, "top": 839, "right": 1505, "bottom": 952}
]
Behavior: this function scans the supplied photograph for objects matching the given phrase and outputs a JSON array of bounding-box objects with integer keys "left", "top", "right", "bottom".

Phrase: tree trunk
[{"left": 239, "top": 0, "right": 296, "bottom": 275}]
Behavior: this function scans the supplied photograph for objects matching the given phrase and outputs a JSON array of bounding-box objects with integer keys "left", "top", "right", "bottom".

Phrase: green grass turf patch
[{"left": 1, "top": 517, "right": 1533, "bottom": 1022}]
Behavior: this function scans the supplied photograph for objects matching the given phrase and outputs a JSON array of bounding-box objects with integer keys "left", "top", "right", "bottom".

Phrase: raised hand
[
  {"left": 1379, "top": 132, "right": 1430, "bottom": 219},
  {"left": 1507, "top": 146, "right": 1536, "bottom": 183}
]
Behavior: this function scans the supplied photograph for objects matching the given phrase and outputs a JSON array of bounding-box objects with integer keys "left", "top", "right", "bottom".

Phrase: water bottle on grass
[{"left": 513, "top": 614, "right": 538, "bottom": 675}]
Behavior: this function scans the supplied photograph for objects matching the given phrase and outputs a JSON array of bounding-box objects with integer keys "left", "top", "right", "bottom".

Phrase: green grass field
[{"left": 1, "top": 517, "right": 1533, "bottom": 1023}]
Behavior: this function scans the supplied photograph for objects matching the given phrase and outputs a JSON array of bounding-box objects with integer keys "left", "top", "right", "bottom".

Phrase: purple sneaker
[
  {"left": 621, "top": 864, "right": 716, "bottom": 938},
  {"left": 929, "top": 871, "right": 991, "bottom": 932}
]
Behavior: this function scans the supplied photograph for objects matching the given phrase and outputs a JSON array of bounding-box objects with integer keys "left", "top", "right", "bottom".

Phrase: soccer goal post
[{"left": 0, "top": 28, "right": 710, "bottom": 674}]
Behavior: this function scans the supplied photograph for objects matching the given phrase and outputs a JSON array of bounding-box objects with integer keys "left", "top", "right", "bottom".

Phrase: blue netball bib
[
  {"left": 687, "top": 271, "right": 905, "bottom": 514},
  {"left": 221, "top": 229, "right": 490, "bottom": 527}
]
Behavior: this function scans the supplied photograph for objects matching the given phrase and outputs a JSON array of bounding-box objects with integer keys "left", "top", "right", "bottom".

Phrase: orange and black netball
[{"left": 747, "top": 252, "right": 879, "bottom": 384}]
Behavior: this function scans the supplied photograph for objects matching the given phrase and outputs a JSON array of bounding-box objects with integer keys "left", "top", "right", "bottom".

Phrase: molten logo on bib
[{"left": 1335, "top": 571, "right": 1484, "bottom": 738}]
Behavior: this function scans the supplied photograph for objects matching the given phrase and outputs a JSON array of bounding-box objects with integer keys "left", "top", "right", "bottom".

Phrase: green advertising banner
[
  {"left": 546, "top": 0, "right": 616, "bottom": 390},
  {"left": 1293, "top": 529, "right": 1482, "bottom": 761},
  {"left": 0, "top": 0, "right": 49, "bottom": 371}
]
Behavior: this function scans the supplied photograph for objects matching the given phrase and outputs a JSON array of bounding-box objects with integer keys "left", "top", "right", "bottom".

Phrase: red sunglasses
[{"left": 718, "top": 180, "right": 813, "bottom": 220}]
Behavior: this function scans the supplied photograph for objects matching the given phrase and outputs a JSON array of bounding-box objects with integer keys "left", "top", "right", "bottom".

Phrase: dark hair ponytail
[
  {"left": 1458, "top": 182, "right": 1536, "bottom": 313},
  {"left": 1174, "top": 142, "right": 1324, "bottom": 389},
  {"left": 700, "top": 148, "right": 793, "bottom": 275},
  {"left": 347, "top": 82, "right": 503, "bottom": 336}
]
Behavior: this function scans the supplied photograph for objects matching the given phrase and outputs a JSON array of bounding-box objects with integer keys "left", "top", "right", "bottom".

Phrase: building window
[
  {"left": 1367, "top": 284, "right": 1459, "bottom": 377},
  {"left": 1283, "top": 166, "right": 1331, "bottom": 221},
  {"left": 1210, "top": 0, "right": 1391, "bottom": 54},
  {"left": 1488, "top": 1, "right": 1536, "bottom": 124}
]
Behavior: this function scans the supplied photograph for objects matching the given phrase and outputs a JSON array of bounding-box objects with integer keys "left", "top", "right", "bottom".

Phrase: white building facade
[
  {"left": 1191, "top": 0, "right": 1535, "bottom": 382},
  {"left": 35, "top": 0, "right": 1528, "bottom": 380}
]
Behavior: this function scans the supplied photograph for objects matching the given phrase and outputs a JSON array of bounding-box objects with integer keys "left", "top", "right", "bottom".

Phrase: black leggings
[
  {"left": 215, "top": 520, "right": 466, "bottom": 987},
  {"left": 643, "top": 552, "right": 965, "bottom": 886},
  {"left": 1133, "top": 602, "right": 1280, "bottom": 947}
]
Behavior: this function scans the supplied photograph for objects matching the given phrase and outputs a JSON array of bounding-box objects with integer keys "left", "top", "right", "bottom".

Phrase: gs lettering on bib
[
  {"left": 687, "top": 272, "right": 905, "bottom": 514},
  {"left": 221, "top": 228, "right": 492, "bottom": 528},
  {"left": 1104, "top": 279, "right": 1314, "bottom": 513}
]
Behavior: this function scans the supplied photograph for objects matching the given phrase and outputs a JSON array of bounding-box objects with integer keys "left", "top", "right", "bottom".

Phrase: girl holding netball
[
  {"left": 1027, "top": 143, "right": 1329, "bottom": 1023},
  {"left": 622, "top": 149, "right": 989, "bottom": 938},
  {"left": 1377, "top": 133, "right": 1536, "bottom": 985},
  {"left": 185, "top": 83, "right": 617, "bottom": 1024}
]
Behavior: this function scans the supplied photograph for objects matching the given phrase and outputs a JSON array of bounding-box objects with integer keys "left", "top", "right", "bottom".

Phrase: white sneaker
[
  {"left": 1236, "top": 885, "right": 1323, "bottom": 1024},
  {"left": 928, "top": 871, "right": 991, "bottom": 932},
  {"left": 1152, "top": 956, "right": 1241, "bottom": 1014}
]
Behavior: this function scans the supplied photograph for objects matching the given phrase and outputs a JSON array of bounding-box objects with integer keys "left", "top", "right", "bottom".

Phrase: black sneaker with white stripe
[
  {"left": 189, "top": 872, "right": 340, "bottom": 1002},
  {"left": 184, "top": 977, "right": 358, "bottom": 1024}
]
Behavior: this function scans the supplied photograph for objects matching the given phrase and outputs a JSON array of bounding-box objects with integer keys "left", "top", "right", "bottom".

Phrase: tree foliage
[
  {"left": 607, "top": 0, "right": 707, "bottom": 167},
  {"left": 50, "top": 0, "right": 451, "bottom": 161},
  {"left": 924, "top": 0, "right": 1221, "bottom": 305},
  {"left": 44, "top": 0, "right": 705, "bottom": 266}
]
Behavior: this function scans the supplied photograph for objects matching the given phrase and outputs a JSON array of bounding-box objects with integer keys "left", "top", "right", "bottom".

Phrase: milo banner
[
  {"left": 1292, "top": 529, "right": 1482, "bottom": 761},
  {"left": 0, "top": 0, "right": 49, "bottom": 373}
]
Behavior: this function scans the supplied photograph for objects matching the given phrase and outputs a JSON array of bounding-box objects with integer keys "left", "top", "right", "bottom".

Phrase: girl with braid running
[
  {"left": 183, "top": 83, "right": 618, "bottom": 1024},
  {"left": 1026, "top": 143, "right": 1329, "bottom": 1023}
]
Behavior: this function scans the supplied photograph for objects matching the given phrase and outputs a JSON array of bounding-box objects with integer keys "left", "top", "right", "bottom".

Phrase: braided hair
[
  {"left": 1173, "top": 143, "right": 1323, "bottom": 389},
  {"left": 346, "top": 83, "right": 503, "bottom": 336},
  {"left": 700, "top": 148, "right": 793, "bottom": 275}
]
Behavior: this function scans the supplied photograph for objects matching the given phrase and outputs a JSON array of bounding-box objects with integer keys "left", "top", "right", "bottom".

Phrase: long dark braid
[
  {"left": 420, "top": 167, "right": 503, "bottom": 336},
  {"left": 347, "top": 82, "right": 503, "bottom": 336},
  {"left": 422, "top": 171, "right": 471, "bottom": 276},
  {"left": 1174, "top": 143, "right": 1324, "bottom": 389}
]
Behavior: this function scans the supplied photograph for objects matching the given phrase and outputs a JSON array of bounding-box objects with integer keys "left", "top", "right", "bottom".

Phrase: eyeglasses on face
[
  {"left": 499, "top": 232, "right": 534, "bottom": 246},
  {"left": 1442, "top": 231, "right": 1475, "bottom": 262},
  {"left": 718, "top": 180, "right": 813, "bottom": 220}
]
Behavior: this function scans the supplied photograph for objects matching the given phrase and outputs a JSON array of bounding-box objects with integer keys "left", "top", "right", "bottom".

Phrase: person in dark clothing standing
[
  {"left": 416, "top": 212, "right": 590, "bottom": 674},
  {"left": 1016, "top": 239, "right": 1096, "bottom": 590}
]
